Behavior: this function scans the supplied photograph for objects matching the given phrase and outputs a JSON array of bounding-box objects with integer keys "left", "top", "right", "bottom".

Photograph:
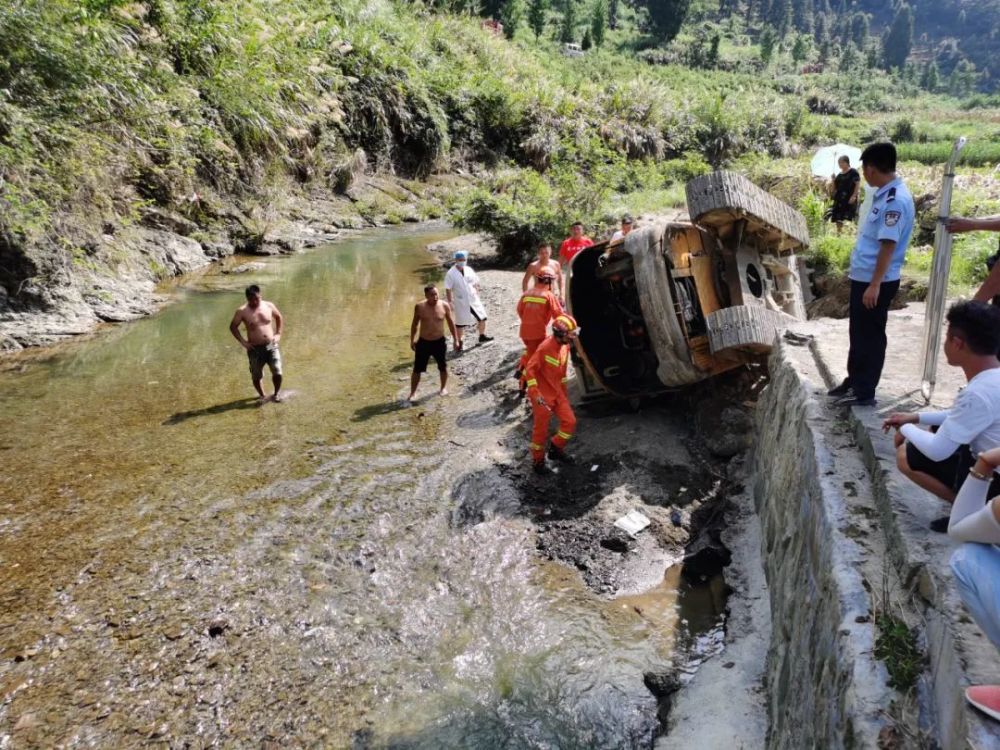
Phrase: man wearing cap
[
  {"left": 610, "top": 214, "right": 634, "bottom": 243},
  {"left": 444, "top": 251, "right": 493, "bottom": 345},
  {"left": 522, "top": 242, "right": 564, "bottom": 302},
  {"left": 828, "top": 142, "right": 915, "bottom": 407},
  {"left": 516, "top": 272, "right": 562, "bottom": 394},
  {"left": 524, "top": 314, "right": 580, "bottom": 474},
  {"left": 558, "top": 222, "right": 594, "bottom": 266}
]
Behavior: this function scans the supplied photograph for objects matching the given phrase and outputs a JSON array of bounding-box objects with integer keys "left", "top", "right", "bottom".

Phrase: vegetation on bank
[{"left": 0, "top": 0, "right": 998, "bottom": 300}]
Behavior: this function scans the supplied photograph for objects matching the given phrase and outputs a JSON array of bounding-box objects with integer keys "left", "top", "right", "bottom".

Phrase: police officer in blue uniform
[{"left": 828, "top": 142, "right": 915, "bottom": 407}]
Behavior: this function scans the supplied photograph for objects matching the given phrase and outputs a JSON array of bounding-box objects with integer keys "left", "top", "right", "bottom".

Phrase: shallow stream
[{"left": 0, "top": 227, "right": 725, "bottom": 747}]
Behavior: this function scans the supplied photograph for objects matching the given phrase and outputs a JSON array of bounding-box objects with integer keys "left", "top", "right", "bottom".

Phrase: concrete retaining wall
[{"left": 751, "top": 342, "right": 892, "bottom": 748}]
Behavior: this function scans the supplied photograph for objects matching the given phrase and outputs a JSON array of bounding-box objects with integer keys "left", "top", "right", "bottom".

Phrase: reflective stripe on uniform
[
  {"left": 561, "top": 376, "right": 568, "bottom": 383},
  {"left": 530, "top": 443, "right": 543, "bottom": 450},
  {"left": 556, "top": 431, "right": 572, "bottom": 440},
  {"left": 526, "top": 378, "right": 537, "bottom": 387},
  {"left": 544, "top": 355, "right": 560, "bottom": 367},
  {"left": 522, "top": 296, "right": 547, "bottom": 304}
]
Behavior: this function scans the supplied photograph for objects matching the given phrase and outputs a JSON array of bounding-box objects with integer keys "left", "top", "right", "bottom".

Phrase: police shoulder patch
[{"left": 884, "top": 210, "right": 901, "bottom": 227}]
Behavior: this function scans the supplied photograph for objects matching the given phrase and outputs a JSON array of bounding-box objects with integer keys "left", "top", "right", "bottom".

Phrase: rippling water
[{"left": 0, "top": 227, "right": 723, "bottom": 747}]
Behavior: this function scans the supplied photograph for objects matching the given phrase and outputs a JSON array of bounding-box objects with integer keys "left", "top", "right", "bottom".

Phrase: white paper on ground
[{"left": 614, "top": 510, "right": 651, "bottom": 537}]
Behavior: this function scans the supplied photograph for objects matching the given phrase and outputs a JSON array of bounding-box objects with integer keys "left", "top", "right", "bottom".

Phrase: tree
[
  {"left": 590, "top": 0, "right": 606, "bottom": 47},
  {"left": 759, "top": 25, "right": 778, "bottom": 65},
  {"left": 921, "top": 60, "right": 940, "bottom": 91},
  {"left": 850, "top": 12, "right": 869, "bottom": 48},
  {"left": 768, "top": 0, "right": 792, "bottom": 37},
  {"left": 581, "top": 27, "right": 592, "bottom": 49},
  {"left": 949, "top": 59, "right": 977, "bottom": 96},
  {"left": 839, "top": 42, "right": 857, "bottom": 72},
  {"left": 791, "top": 34, "right": 809, "bottom": 64},
  {"left": 528, "top": 0, "right": 548, "bottom": 39},
  {"left": 813, "top": 13, "right": 828, "bottom": 45},
  {"left": 865, "top": 41, "right": 879, "bottom": 69},
  {"left": 882, "top": 3, "right": 913, "bottom": 70},
  {"left": 819, "top": 37, "right": 832, "bottom": 63},
  {"left": 499, "top": 0, "right": 523, "bottom": 39},
  {"left": 708, "top": 33, "right": 721, "bottom": 67},
  {"left": 792, "top": 0, "right": 812, "bottom": 34},
  {"left": 559, "top": 0, "right": 576, "bottom": 43},
  {"left": 644, "top": 0, "right": 692, "bottom": 43}
]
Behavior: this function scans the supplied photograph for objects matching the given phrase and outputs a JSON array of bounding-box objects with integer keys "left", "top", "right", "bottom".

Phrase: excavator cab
[{"left": 567, "top": 171, "right": 811, "bottom": 399}]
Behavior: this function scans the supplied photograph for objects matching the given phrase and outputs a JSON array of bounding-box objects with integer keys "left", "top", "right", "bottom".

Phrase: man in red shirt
[{"left": 558, "top": 222, "right": 593, "bottom": 266}]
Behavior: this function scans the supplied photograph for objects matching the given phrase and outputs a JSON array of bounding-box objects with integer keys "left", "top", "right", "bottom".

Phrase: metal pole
[{"left": 919, "top": 136, "right": 967, "bottom": 403}]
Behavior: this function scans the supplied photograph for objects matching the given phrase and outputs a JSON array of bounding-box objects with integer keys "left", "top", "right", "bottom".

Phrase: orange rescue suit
[
  {"left": 524, "top": 335, "right": 576, "bottom": 462},
  {"left": 516, "top": 288, "right": 561, "bottom": 385}
]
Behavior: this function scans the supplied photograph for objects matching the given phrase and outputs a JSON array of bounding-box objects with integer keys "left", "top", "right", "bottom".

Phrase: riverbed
[{"left": 0, "top": 227, "right": 731, "bottom": 747}]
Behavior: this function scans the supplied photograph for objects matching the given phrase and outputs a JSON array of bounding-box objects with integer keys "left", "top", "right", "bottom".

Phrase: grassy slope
[{"left": 0, "top": 0, "right": 997, "bottom": 298}]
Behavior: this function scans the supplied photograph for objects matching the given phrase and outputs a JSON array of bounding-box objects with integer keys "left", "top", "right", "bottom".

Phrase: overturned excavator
[{"left": 566, "top": 171, "right": 810, "bottom": 399}]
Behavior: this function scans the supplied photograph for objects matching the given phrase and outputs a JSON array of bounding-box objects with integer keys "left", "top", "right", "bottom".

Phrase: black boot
[
  {"left": 532, "top": 461, "right": 551, "bottom": 475},
  {"left": 827, "top": 379, "right": 852, "bottom": 397},
  {"left": 548, "top": 446, "right": 574, "bottom": 464}
]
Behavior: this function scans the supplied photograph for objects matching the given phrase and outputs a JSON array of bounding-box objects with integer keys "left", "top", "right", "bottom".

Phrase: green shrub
[
  {"left": 799, "top": 191, "right": 828, "bottom": 239},
  {"left": 807, "top": 234, "right": 855, "bottom": 275}
]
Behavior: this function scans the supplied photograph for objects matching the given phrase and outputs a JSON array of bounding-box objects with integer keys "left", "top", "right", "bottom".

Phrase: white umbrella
[{"left": 811, "top": 143, "right": 863, "bottom": 178}]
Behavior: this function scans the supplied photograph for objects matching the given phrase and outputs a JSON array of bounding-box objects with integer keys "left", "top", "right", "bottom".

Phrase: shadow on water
[
  {"left": 162, "top": 397, "right": 260, "bottom": 425},
  {"left": 413, "top": 262, "right": 443, "bottom": 286},
  {"left": 351, "top": 399, "right": 409, "bottom": 422}
]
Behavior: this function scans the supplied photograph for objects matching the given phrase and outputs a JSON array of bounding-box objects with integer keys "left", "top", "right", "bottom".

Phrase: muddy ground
[{"left": 431, "top": 263, "right": 760, "bottom": 596}]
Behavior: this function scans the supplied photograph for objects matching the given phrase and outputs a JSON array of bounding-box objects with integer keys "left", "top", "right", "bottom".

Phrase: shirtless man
[
  {"left": 229, "top": 284, "right": 285, "bottom": 403},
  {"left": 522, "top": 242, "right": 564, "bottom": 303},
  {"left": 408, "top": 284, "right": 460, "bottom": 402}
]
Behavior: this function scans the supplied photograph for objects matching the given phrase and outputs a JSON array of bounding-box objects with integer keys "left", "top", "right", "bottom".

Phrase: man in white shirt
[
  {"left": 883, "top": 301, "right": 1000, "bottom": 531},
  {"left": 444, "top": 251, "right": 493, "bottom": 345},
  {"left": 610, "top": 214, "right": 634, "bottom": 243}
]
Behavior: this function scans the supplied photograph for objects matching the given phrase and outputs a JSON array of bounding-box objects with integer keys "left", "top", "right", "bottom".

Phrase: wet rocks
[{"left": 695, "top": 403, "right": 753, "bottom": 459}]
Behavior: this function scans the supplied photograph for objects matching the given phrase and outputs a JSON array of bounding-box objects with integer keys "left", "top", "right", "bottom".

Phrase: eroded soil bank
[{"left": 1, "top": 227, "right": 766, "bottom": 747}]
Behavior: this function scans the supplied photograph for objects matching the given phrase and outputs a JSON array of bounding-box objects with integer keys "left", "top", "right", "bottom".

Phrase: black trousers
[{"left": 846, "top": 278, "right": 900, "bottom": 400}]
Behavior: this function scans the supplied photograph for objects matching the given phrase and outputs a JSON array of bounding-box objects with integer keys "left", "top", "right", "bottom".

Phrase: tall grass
[
  {"left": 1, "top": 0, "right": 996, "bottom": 270},
  {"left": 896, "top": 141, "right": 1000, "bottom": 167}
]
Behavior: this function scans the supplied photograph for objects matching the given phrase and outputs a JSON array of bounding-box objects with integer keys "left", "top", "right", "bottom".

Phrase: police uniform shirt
[{"left": 848, "top": 177, "right": 915, "bottom": 284}]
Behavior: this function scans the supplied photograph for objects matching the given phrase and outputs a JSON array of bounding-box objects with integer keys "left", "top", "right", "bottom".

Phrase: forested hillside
[{"left": 0, "top": 0, "right": 998, "bottom": 345}]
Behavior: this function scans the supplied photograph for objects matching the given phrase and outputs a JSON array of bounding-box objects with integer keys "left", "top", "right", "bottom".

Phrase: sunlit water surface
[{"left": 0, "top": 227, "right": 723, "bottom": 747}]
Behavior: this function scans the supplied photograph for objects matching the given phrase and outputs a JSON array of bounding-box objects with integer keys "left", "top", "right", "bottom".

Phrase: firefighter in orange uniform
[
  {"left": 515, "top": 273, "right": 562, "bottom": 394},
  {"left": 524, "top": 314, "right": 579, "bottom": 474}
]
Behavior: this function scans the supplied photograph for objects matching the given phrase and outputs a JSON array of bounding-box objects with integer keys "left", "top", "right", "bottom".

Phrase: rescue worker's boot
[
  {"left": 548, "top": 446, "right": 574, "bottom": 464},
  {"left": 532, "top": 460, "right": 552, "bottom": 476}
]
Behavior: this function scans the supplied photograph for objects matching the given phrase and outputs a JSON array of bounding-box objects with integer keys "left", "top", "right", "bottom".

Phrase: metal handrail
[{"left": 919, "top": 136, "right": 967, "bottom": 403}]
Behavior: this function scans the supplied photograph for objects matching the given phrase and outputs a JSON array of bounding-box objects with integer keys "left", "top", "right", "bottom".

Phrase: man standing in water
[
  {"left": 229, "top": 284, "right": 285, "bottom": 403},
  {"left": 408, "top": 284, "right": 460, "bottom": 403}
]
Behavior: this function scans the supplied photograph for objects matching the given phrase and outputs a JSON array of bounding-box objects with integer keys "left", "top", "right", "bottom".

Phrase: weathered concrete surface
[
  {"left": 658, "top": 466, "right": 770, "bottom": 749},
  {"left": 752, "top": 333, "right": 894, "bottom": 748},
  {"left": 807, "top": 302, "right": 1000, "bottom": 749}
]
